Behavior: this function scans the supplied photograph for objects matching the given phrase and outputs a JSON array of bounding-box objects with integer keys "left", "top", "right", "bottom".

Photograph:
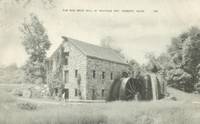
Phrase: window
[
  {"left": 65, "top": 52, "right": 69, "bottom": 56},
  {"left": 102, "top": 72, "right": 105, "bottom": 79},
  {"left": 93, "top": 70, "right": 96, "bottom": 78},
  {"left": 110, "top": 72, "right": 113, "bottom": 80},
  {"left": 92, "top": 89, "right": 95, "bottom": 95},
  {"left": 79, "top": 91, "right": 81, "bottom": 96},
  {"left": 64, "top": 58, "right": 68, "bottom": 65},
  {"left": 63, "top": 52, "right": 69, "bottom": 65},
  {"left": 75, "top": 70, "right": 78, "bottom": 78},
  {"left": 64, "top": 71, "right": 69, "bottom": 83},
  {"left": 101, "top": 89, "right": 105, "bottom": 97},
  {"left": 75, "top": 89, "right": 78, "bottom": 96}
]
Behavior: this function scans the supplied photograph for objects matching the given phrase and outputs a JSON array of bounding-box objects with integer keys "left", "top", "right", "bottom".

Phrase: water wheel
[
  {"left": 125, "top": 78, "right": 137, "bottom": 100},
  {"left": 107, "top": 78, "right": 122, "bottom": 101},
  {"left": 108, "top": 77, "right": 143, "bottom": 101},
  {"left": 119, "top": 78, "right": 138, "bottom": 100},
  {"left": 107, "top": 73, "right": 166, "bottom": 101}
]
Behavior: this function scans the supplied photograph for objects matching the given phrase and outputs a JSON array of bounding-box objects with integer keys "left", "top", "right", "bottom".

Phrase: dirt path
[
  {"left": 167, "top": 87, "right": 200, "bottom": 103},
  {"left": 17, "top": 97, "right": 105, "bottom": 105}
]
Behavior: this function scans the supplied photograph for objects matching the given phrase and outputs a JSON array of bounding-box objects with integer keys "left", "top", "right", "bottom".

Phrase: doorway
[{"left": 63, "top": 88, "right": 69, "bottom": 99}]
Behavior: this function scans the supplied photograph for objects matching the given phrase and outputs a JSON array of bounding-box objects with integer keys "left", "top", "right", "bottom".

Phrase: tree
[
  {"left": 20, "top": 13, "right": 51, "bottom": 84},
  {"left": 145, "top": 52, "right": 161, "bottom": 73},
  {"left": 128, "top": 59, "right": 143, "bottom": 78},
  {"left": 157, "top": 53, "right": 173, "bottom": 70},
  {"left": 168, "top": 32, "right": 188, "bottom": 67},
  {"left": 100, "top": 36, "right": 113, "bottom": 48},
  {"left": 100, "top": 36, "right": 124, "bottom": 58},
  {"left": 14, "top": 0, "right": 56, "bottom": 8},
  {"left": 164, "top": 26, "right": 200, "bottom": 92},
  {"left": 182, "top": 27, "right": 200, "bottom": 84}
]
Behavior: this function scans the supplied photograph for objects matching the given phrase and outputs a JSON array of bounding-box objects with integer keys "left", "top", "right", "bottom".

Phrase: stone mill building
[{"left": 46, "top": 36, "right": 129, "bottom": 100}]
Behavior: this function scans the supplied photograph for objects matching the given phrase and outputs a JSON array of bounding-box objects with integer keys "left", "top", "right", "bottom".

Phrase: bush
[
  {"left": 17, "top": 102, "right": 37, "bottom": 110},
  {"left": 166, "top": 68, "right": 193, "bottom": 92}
]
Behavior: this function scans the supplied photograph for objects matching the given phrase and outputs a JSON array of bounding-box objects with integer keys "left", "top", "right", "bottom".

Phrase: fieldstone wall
[
  {"left": 47, "top": 40, "right": 129, "bottom": 101},
  {"left": 86, "top": 57, "right": 129, "bottom": 100},
  {"left": 62, "top": 41, "right": 87, "bottom": 100}
]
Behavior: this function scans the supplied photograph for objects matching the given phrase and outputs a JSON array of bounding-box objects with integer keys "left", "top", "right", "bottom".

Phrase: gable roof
[{"left": 62, "top": 36, "right": 128, "bottom": 65}]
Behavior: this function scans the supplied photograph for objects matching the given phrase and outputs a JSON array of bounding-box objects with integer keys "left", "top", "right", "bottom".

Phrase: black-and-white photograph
[{"left": 1, "top": 0, "right": 200, "bottom": 124}]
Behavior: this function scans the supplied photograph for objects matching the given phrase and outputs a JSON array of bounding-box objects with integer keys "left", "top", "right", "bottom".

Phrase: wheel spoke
[
  {"left": 130, "top": 83, "right": 135, "bottom": 93},
  {"left": 128, "top": 82, "right": 135, "bottom": 92},
  {"left": 127, "top": 89, "right": 134, "bottom": 94}
]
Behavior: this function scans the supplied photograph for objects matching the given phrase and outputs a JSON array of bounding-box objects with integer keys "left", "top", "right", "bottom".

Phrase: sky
[{"left": 0, "top": 0, "right": 200, "bottom": 67}]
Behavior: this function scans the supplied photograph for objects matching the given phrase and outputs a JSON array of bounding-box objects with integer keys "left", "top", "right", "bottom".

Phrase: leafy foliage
[
  {"left": 155, "top": 26, "right": 200, "bottom": 92},
  {"left": 100, "top": 36, "right": 124, "bottom": 58},
  {"left": 20, "top": 13, "right": 51, "bottom": 84},
  {"left": 128, "top": 59, "right": 144, "bottom": 78},
  {"left": 143, "top": 27, "right": 200, "bottom": 92},
  {"left": 13, "top": 0, "right": 56, "bottom": 8},
  {"left": 182, "top": 28, "right": 200, "bottom": 82},
  {"left": 145, "top": 53, "right": 161, "bottom": 73},
  {"left": 166, "top": 68, "right": 192, "bottom": 92}
]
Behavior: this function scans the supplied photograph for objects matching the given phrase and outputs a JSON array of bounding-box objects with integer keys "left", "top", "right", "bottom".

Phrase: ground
[{"left": 1, "top": 84, "right": 200, "bottom": 124}]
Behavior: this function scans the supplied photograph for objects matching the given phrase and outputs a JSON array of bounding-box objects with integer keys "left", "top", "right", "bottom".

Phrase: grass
[
  {"left": 0, "top": 90, "right": 16, "bottom": 104},
  {"left": 0, "top": 83, "right": 22, "bottom": 93},
  {"left": 1, "top": 100, "right": 200, "bottom": 124},
  {"left": 0, "top": 88, "right": 200, "bottom": 124}
]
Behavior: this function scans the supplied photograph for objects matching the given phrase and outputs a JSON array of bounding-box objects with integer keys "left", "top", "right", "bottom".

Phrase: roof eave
[{"left": 87, "top": 55, "right": 129, "bottom": 66}]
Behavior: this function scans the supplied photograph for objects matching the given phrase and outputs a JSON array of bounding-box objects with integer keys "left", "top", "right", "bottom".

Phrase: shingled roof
[{"left": 62, "top": 37, "right": 128, "bottom": 65}]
